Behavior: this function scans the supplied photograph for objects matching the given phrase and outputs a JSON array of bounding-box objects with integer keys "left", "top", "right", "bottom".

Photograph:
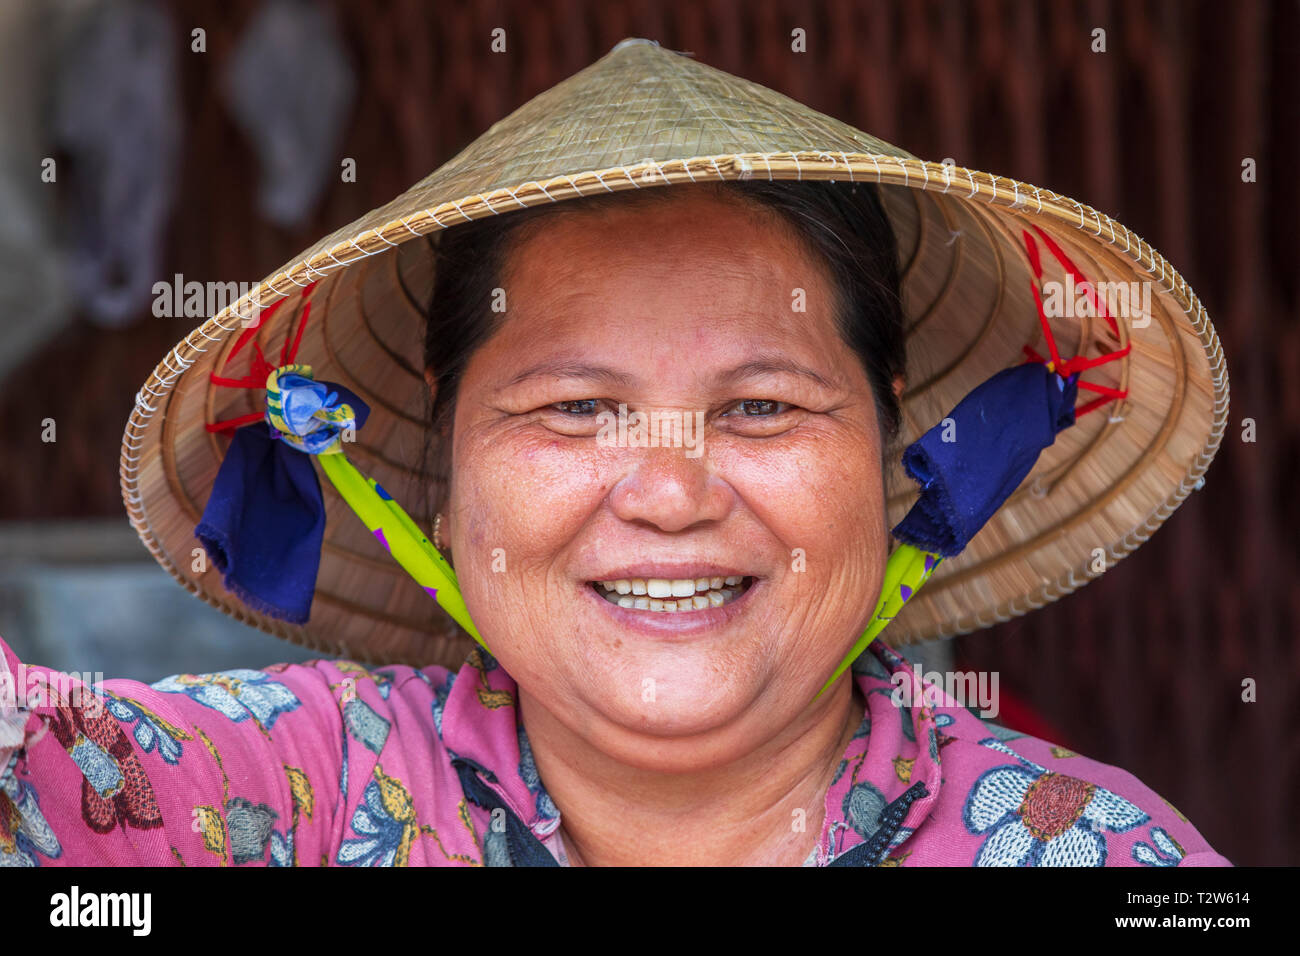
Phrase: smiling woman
[
  {"left": 2, "top": 38, "right": 1231, "bottom": 867},
  {"left": 423, "top": 183, "right": 906, "bottom": 863}
]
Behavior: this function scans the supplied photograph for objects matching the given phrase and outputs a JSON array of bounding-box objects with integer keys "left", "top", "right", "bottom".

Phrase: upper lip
[{"left": 585, "top": 563, "right": 757, "bottom": 581}]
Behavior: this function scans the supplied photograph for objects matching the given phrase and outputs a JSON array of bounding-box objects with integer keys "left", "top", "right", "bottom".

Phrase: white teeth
[
  {"left": 618, "top": 576, "right": 749, "bottom": 597},
  {"left": 647, "top": 579, "right": 673, "bottom": 598},
  {"left": 593, "top": 575, "right": 751, "bottom": 613}
]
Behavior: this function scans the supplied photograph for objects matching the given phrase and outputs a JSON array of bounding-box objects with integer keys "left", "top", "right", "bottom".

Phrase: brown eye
[
  {"left": 553, "top": 399, "right": 602, "bottom": 416},
  {"left": 725, "top": 399, "right": 790, "bottom": 417}
]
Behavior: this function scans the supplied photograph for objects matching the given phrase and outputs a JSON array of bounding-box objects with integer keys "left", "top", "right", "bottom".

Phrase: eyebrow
[{"left": 501, "top": 355, "right": 840, "bottom": 392}]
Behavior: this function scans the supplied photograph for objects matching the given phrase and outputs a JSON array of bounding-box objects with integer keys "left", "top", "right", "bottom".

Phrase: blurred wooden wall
[{"left": 0, "top": 0, "right": 1294, "bottom": 865}]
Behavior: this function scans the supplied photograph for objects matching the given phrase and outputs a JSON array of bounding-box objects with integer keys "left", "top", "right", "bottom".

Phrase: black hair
[{"left": 421, "top": 179, "right": 907, "bottom": 511}]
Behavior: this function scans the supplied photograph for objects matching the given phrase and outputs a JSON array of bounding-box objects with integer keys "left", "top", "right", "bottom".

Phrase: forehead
[
  {"left": 459, "top": 189, "right": 866, "bottom": 394},
  {"left": 506, "top": 187, "right": 821, "bottom": 282},
  {"left": 500, "top": 188, "right": 838, "bottom": 320}
]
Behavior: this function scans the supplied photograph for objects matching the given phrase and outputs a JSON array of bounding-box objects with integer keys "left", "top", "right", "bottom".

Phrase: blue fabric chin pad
[
  {"left": 195, "top": 381, "right": 369, "bottom": 624},
  {"left": 891, "top": 362, "right": 1079, "bottom": 558}
]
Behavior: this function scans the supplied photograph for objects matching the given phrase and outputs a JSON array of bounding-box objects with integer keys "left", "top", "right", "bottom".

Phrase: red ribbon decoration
[
  {"left": 205, "top": 282, "right": 319, "bottom": 434},
  {"left": 1020, "top": 227, "right": 1130, "bottom": 418}
]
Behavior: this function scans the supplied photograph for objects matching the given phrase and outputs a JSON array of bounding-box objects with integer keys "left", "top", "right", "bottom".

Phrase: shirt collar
[{"left": 440, "top": 641, "right": 949, "bottom": 859}]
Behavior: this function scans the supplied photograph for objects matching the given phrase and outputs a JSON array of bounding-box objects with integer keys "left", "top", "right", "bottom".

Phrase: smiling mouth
[{"left": 590, "top": 576, "right": 755, "bottom": 612}]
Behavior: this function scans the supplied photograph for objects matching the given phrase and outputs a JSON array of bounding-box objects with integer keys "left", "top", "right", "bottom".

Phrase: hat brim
[{"left": 121, "top": 42, "right": 1227, "bottom": 669}]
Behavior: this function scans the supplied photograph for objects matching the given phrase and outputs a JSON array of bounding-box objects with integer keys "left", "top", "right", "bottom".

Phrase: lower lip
[{"left": 581, "top": 579, "right": 760, "bottom": 636}]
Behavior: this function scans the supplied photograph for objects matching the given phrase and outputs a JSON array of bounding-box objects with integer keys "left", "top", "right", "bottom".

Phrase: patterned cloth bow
[
  {"left": 195, "top": 365, "right": 369, "bottom": 624},
  {"left": 266, "top": 364, "right": 360, "bottom": 455}
]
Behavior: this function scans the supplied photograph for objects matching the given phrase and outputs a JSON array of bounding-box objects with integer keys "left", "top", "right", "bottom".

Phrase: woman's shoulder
[
  {"left": 1, "top": 633, "right": 479, "bottom": 865},
  {"left": 926, "top": 707, "right": 1233, "bottom": 867}
]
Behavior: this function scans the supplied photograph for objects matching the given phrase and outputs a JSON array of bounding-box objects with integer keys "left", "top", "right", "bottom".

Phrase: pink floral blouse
[{"left": 0, "top": 631, "right": 1232, "bottom": 866}]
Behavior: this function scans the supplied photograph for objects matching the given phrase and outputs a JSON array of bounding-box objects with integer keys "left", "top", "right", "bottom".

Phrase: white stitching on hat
[
  {"left": 622, "top": 168, "right": 640, "bottom": 189},
  {"left": 371, "top": 228, "right": 398, "bottom": 248},
  {"left": 1073, "top": 201, "right": 1086, "bottom": 228},
  {"left": 902, "top": 161, "right": 909, "bottom": 187},
  {"left": 681, "top": 160, "right": 697, "bottom": 183},
  {"left": 448, "top": 199, "right": 474, "bottom": 222},
  {"left": 869, "top": 155, "right": 882, "bottom": 182},
  {"left": 347, "top": 238, "right": 376, "bottom": 258},
  {"left": 710, "top": 157, "right": 726, "bottom": 180},
  {"left": 838, "top": 151, "right": 855, "bottom": 182},
  {"left": 501, "top": 184, "right": 529, "bottom": 206},
  {"left": 398, "top": 216, "right": 422, "bottom": 236},
  {"left": 792, "top": 153, "right": 802, "bottom": 181},
  {"left": 968, "top": 173, "right": 978, "bottom": 198},
  {"left": 762, "top": 153, "right": 774, "bottom": 181},
  {"left": 942, "top": 163, "right": 953, "bottom": 193},
  {"left": 281, "top": 270, "right": 311, "bottom": 288}
]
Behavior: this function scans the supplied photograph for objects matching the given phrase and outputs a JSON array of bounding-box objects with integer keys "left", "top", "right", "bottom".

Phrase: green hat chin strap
[
  {"left": 315, "top": 444, "right": 939, "bottom": 697},
  {"left": 315, "top": 451, "right": 488, "bottom": 653},
  {"left": 812, "top": 544, "right": 941, "bottom": 700}
]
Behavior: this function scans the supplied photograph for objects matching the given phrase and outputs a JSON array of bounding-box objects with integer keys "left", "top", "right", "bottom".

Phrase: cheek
[
  {"left": 713, "top": 427, "right": 885, "bottom": 547},
  {"left": 452, "top": 427, "right": 612, "bottom": 565}
]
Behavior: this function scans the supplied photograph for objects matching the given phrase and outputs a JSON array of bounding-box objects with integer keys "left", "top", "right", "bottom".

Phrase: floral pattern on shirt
[
  {"left": 0, "top": 768, "right": 62, "bottom": 866},
  {"left": 962, "top": 737, "right": 1149, "bottom": 866},
  {"left": 0, "top": 632, "right": 1233, "bottom": 867}
]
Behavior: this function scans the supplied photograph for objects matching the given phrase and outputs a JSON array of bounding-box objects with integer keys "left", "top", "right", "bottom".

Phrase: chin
[{"left": 580, "top": 651, "right": 775, "bottom": 740}]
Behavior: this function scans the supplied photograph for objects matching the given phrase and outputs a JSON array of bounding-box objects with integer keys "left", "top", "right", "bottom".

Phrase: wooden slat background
[{"left": 0, "top": 0, "right": 1293, "bottom": 865}]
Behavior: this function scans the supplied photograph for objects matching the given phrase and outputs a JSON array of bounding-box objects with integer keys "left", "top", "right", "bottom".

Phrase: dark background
[{"left": 0, "top": 0, "right": 1294, "bottom": 865}]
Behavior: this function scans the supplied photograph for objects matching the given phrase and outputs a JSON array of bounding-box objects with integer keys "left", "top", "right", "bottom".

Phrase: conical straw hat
[{"left": 121, "top": 38, "right": 1228, "bottom": 669}]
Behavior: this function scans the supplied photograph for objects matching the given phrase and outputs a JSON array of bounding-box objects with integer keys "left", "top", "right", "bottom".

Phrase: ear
[
  {"left": 892, "top": 374, "right": 906, "bottom": 401},
  {"left": 424, "top": 366, "right": 437, "bottom": 397}
]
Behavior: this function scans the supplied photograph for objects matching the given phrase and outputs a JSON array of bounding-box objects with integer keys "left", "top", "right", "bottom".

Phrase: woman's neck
[{"left": 517, "top": 680, "right": 866, "bottom": 867}]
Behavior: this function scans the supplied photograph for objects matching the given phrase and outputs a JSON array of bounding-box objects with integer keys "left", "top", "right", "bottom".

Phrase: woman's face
[{"left": 444, "top": 188, "right": 893, "bottom": 770}]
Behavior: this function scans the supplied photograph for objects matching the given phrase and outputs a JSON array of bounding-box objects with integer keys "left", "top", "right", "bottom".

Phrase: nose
[{"left": 607, "top": 442, "right": 734, "bottom": 533}]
